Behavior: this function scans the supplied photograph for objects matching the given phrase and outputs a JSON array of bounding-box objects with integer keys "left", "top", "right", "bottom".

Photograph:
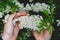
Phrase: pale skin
[{"left": 2, "top": 12, "right": 51, "bottom": 40}]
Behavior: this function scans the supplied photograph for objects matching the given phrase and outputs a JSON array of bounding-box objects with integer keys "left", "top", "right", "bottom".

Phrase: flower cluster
[
  {"left": 0, "top": 0, "right": 51, "bottom": 18},
  {"left": 16, "top": 2, "right": 50, "bottom": 13},
  {"left": 3, "top": 14, "right": 43, "bottom": 30}
]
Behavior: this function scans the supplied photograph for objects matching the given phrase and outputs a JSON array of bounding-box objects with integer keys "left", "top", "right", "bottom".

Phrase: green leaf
[
  {"left": 48, "top": 0, "right": 54, "bottom": 4},
  {"left": 51, "top": 5, "right": 56, "bottom": 15},
  {"left": 43, "top": 9, "right": 49, "bottom": 16},
  {"left": 49, "top": 26, "right": 54, "bottom": 34}
]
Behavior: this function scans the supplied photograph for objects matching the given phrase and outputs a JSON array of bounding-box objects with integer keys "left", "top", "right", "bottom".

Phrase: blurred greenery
[
  {"left": 17, "top": 28, "right": 35, "bottom": 40},
  {"left": 0, "top": 0, "right": 19, "bottom": 14}
]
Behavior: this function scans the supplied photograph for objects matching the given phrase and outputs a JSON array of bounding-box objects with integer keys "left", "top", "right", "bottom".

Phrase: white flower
[
  {"left": 56, "top": 20, "right": 60, "bottom": 26},
  {"left": 4, "top": 10, "right": 11, "bottom": 13},
  {"left": 6, "top": 5, "right": 11, "bottom": 10},
  {"left": 29, "top": 0, "right": 33, "bottom": 2},
  {"left": 33, "top": 6, "right": 40, "bottom": 12},
  {"left": 31, "top": 3, "right": 41, "bottom": 12},
  {"left": 41, "top": 3, "right": 50, "bottom": 13},
  {"left": 30, "top": 3, "right": 34, "bottom": 7},
  {"left": 41, "top": 3, "right": 48, "bottom": 8},
  {"left": 35, "top": 3, "right": 42, "bottom": 9},
  {"left": 3, "top": 14, "right": 10, "bottom": 23},
  {"left": 40, "top": 16, "right": 43, "bottom": 20},
  {"left": 15, "top": 2, "right": 24, "bottom": 8},
  {"left": 56, "top": 20, "right": 60, "bottom": 22},
  {"left": 57, "top": 22, "right": 60, "bottom": 26},
  {"left": 0, "top": 12, "right": 3, "bottom": 18},
  {"left": 4, "top": 6, "right": 11, "bottom": 13},
  {"left": 35, "top": 2, "right": 41, "bottom": 6},
  {"left": 32, "top": 3, "right": 41, "bottom": 12},
  {"left": 25, "top": 4, "right": 32, "bottom": 11}
]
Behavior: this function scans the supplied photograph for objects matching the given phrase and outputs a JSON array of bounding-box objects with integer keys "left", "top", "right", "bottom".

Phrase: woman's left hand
[{"left": 2, "top": 12, "right": 30, "bottom": 40}]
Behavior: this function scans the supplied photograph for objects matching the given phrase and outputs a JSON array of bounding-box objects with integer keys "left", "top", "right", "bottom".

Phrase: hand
[
  {"left": 11, "top": 13, "right": 30, "bottom": 40},
  {"left": 10, "top": 22, "right": 20, "bottom": 40},
  {"left": 2, "top": 14, "right": 16, "bottom": 40},
  {"left": 33, "top": 30, "right": 51, "bottom": 40},
  {"left": 2, "top": 12, "right": 30, "bottom": 40}
]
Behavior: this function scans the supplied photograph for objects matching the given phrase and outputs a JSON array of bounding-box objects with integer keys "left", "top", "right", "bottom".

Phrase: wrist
[
  {"left": 10, "top": 36, "right": 17, "bottom": 40},
  {"left": 36, "top": 38, "right": 45, "bottom": 40}
]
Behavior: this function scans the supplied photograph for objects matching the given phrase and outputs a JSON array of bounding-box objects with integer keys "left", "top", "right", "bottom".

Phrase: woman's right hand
[
  {"left": 33, "top": 30, "right": 51, "bottom": 40},
  {"left": 33, "top": 22, "right": 51, "bottom": 40}
]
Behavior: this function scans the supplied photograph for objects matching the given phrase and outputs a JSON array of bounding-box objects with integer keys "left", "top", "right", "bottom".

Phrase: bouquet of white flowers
[
  {"left": 0, "top": 0, "right": 56, "bottom": 40},
  {"left": 3, "top": 14, "right": 44, "bottom": 30}
]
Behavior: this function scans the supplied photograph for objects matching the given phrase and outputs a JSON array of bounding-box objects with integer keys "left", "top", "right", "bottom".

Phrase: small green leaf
[
  {"left": 49, "top": 26, "right": 54, "bottom": 34},
  {"left": 48, "top": 0, "right": 53, "bottom": 4},
  {"left": 43, "top": 9, "right": 49, "bottom": 16},
  {"left": 51, "top": 5, "right": 55, "bottom": 15}
]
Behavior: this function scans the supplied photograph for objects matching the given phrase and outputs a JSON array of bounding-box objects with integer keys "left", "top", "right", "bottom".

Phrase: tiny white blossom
[
  {"left": 6, "top": 6, "right": 11, "bottom": 10},
  {"left": 4, "top": 6, "right": 11, "bottom": 13},
  {"left": 56, "top": 20, "right": 60, "bottom": 26},
  {"left": 56, "top": 20, "right": 60, "bottom": 22},
  {"left": 29, "top": 0, "right": 33, "bottom": 2},
  {"left": 3, "top": 14, "right": 10, "bottom": 23},
  {"left": 57, "top": 22, "right": 60, "bottom": 26},
  {"left": 38, "top": 5, "right": 43, "bottom": 11},
  {"left": 25, "top": 4, "right": 32, "bottom": 11},
  {"left": 33, "top": 6, "right": 40, "bottom": 12},
  {"left": 15, "top": 2, "right": 24, "bottom": 8},
  {"left": 30, "top": 3, "right": 34, "bottom": 7},
  {"left": 4, "top": 10, "right": 10, "bottom": 13},
  {"left": 40, "top": 16, "right": 43, "bottom": 20},
  {"left": 41, "top": 3, "right": 48, "bottom": 8},
  {"left": 35, "top": 2, "right": 41, "bottom": 6}
]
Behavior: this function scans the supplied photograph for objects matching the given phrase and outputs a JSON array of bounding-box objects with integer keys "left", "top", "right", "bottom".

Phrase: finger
[
  {"left": 44, "top": 30, "right": 50, "bottom": 35},
  {"left": 10, "top": 22, "right": 19, "bottom": 40},
  {"left": 26, "top": 13, "right": 30, "bottom": 16},
  {"left": 13, "top": 22, "right": 19, "bottom": 37},
  {"left": 32, "top": 30, "right": 39, "bottom": 38},
  {"left": 15, "top": 12, "right": 27, "bottom": 18},
  {"left": 44, "top": 30, "right": 51, "bottom": 40},
  {"left": 39, "top": 31, "right": 44, "bottom": 36}
]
